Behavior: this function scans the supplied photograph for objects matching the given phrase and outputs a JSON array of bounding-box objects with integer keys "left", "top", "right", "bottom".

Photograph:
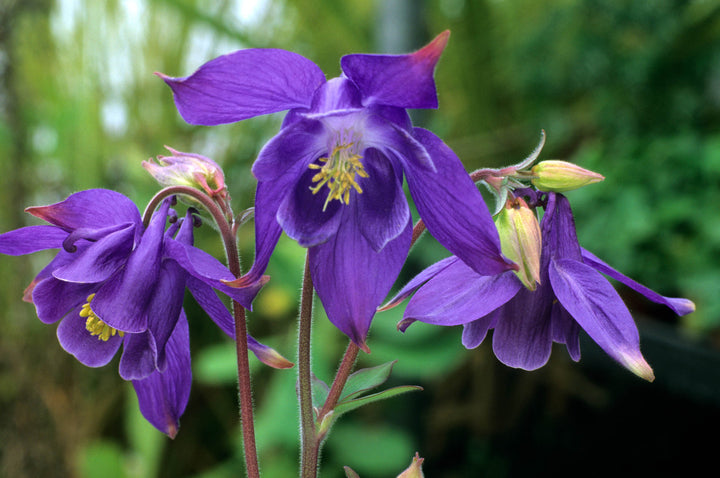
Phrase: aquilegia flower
[
  {"left": 388, "top": 191, "right": 695, "bottom": 380},
  {"left": 160, "top": 31, "right": 513, "bottom": 350},
  {"left": 0, "top": 189, "right": 290, "bottom": 436}
]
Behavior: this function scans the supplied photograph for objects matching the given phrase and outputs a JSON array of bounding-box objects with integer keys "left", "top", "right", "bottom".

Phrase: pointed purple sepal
[
  {"left": 341, "top": 31, "right": 450, "bottom": 109},
  {"left": 132, "top": 313, "right": 191, "bottom": 438},
  {"left": 159, "top": 49, "right": 326, "bottom": 125}
]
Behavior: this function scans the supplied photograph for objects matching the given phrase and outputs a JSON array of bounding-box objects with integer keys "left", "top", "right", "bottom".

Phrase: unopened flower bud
[
  {"left": 531, "top": 160, "right": 604, "bottom": 192},
  {"left": 143, "top": 146, "right": 229, "bottom": 200},
  {"left": 495, "top": 197, "right": 542, "bottom": 291},
  {"left": 397, "top": 452, "right": 425, "bottom": 478}
]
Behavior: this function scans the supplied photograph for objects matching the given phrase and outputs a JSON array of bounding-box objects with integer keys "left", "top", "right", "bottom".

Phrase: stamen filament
[{"left": 308, "top": 142, "right": 368, "bottom": 211}]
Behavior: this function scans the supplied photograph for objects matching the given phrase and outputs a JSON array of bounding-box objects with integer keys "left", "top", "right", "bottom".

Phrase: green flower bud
[
  {"left": 495, "top": 197, "right": 542, "bottom": 291},
  {"left": 531, "top": 160, "right": 604, "bottom": 192}
]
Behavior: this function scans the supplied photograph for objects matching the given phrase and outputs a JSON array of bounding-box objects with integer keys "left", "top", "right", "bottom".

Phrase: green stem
[
  {"left": 298, "top": 253, "right": 318, "bottom": 478},
  {"left": 143, "top": 186, "right": 259, "bottom": 478},
  {"left": 318, "top": 342, "right": 359, "bottom": 421}
]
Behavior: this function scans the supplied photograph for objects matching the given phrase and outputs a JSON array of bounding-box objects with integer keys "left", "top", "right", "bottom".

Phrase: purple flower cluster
[
  {"left": 388, "top": 191, "right": 695, "bottom": 380},
  {"left": 161, "top": 31, "right": 514, "bottom": 350},
  {"left": 0, "top": 190, "right": 289, "bottom": 436},
  {"left": 0, "top": 31, "right": 697, "bottom": 440}
]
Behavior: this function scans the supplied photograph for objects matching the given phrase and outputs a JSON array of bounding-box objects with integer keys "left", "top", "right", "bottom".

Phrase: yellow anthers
[
  {"left": 81, "top": 293, "right": 124, "bottom": 342},
  {"left": 309, "top": 143, "right": 369, "bottom": 211}
]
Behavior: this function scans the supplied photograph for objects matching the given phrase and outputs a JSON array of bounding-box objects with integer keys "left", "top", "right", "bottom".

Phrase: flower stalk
[
  {"left": 298, "top": 253, "right": 318, "bottom": 478},
  {"left": 143, "top": 185, "right": 260, "bottom": 478}
]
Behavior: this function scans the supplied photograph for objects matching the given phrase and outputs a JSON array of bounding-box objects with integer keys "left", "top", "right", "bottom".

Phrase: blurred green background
[{"left": 2, "top": 0, "right": 720, "bottom": 476}]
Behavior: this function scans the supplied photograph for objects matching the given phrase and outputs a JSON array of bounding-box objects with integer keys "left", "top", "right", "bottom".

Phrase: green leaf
[
  {"left": 344, "top": 466, "right": 361, "bottom": 478},
  {"left": 339, "top": 360, "right": 397, "bottom": 402},
  {"left": 334, "top": 385, "right": 423, "bottom": 417},
  {"left": 311, "top": 373, "right": 330, "bottom": 410}
]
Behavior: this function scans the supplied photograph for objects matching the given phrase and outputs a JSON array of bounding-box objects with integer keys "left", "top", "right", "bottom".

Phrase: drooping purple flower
[
  {"left": 388, "top": 192, "right": 695, "bottom": 380},
  {"left": 0, "top": 189, "right": 290, "bottom": 436},
  {"left": 160, "top": 32, "right": 514, "bottom": 350}
]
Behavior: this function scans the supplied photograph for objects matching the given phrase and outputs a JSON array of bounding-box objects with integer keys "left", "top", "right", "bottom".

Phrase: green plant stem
[
  {"left": 143, "top": 186, "right": 260, "bottom": 478},
  {"left": 298, "top": 253, "right": 318, "bottom": 478},
  {"left": 318, "top": 342, "right": 359, "bottom": 420},
  {"left": 295, "top": 216, "right": 426, "bottom": 477}
]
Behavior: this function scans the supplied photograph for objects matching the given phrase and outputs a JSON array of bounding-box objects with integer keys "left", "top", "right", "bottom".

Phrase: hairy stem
[
  {"left": 298, "top": 254, "right": 318, "bottom": 478},
  {"left": 318, "top": 342, "right": 359, "bottom": 420},
  {"left": 143, "top": 186, "right": 259, "bottom": 478}
]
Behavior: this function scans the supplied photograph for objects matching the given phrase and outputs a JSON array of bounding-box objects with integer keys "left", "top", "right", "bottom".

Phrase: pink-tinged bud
[
  {"left": 253, "top": 343, "right": 294, "bottom": 369},
  {"left": 531, "top": 160, "right": 604, "bottom": 192},
  {"left": 495, "top": 197, "right": 542, "bottom": 291},
  {"left": 397, "top": 452, "right": 425, "bottom": 478},
  {"left": 143, "top": 146, "right": 229, "bottom": 200}
]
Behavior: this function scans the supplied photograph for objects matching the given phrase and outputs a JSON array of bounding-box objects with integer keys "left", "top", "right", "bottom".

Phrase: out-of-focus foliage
[{"left": 1, "top": 0, "right": 719, "bottom": 477}]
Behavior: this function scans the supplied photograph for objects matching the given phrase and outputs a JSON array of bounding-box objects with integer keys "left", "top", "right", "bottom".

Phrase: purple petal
[
  {"left": 541, "top": 193, "right": 583, "bottom": 261},
  {"left": 492, "top": 286, "right": 554, "bottom": 370},
  {"left": 367, "top": 104, "right": 413, "bottom": 132},
  {"left": 91, "top": 201, "right": 171, "bottom": 332},
  {"left": 24, "top": 241, "right": 91, "bottom": 304},
  {"left": 340, "top": 31, "right": 450, "bottom": 109},
  {"left": 26, "top": 189, "right": 141, "bottom": 232},
  {"left": 581, "top": 248, "right": 696, "bottom": 316},
  {"left": 364, "top": 115, "right": 435, "bottom": 172},
  {"left": 307, "top": 77, "right": 363, "bottom": 114},
  {"left": 237, "top": 157, "right": 313, "bottom": 287},
  {"left": 52, "top": 223, "right": 136, "bottom": 283},
  {"left": 119, "top": 331, "right": 157, "bottom": 380},
  {"left": 309, "top": 207, "right": 412, "bottom": 350},
  {"left": 186, "top": 276, "right": 234, "bottom": 338},
  {"left": 132, "top": 312, "right": 191, "bottom": 438},
  {"left": 145, "top": 259, "right": 187, "bottom": 372},
  {"left": 462, "top": 309, "right": 501, "bottom": 349},
  {"left": 160, "top": 49, "right": 326, "bottom": 125},
  {"left": 56, "top": 311, "right": 123, "bottom": 367},
  {"left": 277, "top": 165, "right": 344, "bottom": 247},
  {"left": 404, "top": 260, "right": 521, "bottom": 326},
  {"left": 0, "top": 225, "right": 67, "bottom": 255},
  {"left": 164, "top": 239, "right": 264, "bottom": 309},
  {"left": 354, "top": 149, "right": 410, "bottom": 251},
  {"left": 251, "top": 119, "right": 326, "bottom": 181},
  {"left": 186, "top": 277, "right": 293, "bottom": 369},
  {"left": 406, "top": 128, "right": 513, "bottom": 275},
  {"left": 550, "top": 301, "right": 581, "bottom": 361},
  {"left": 32, "top": 277, "right": 96, "bottom": 324},
  {"left": 549, "top": 258, "right": 654, "bottom": 381},
  {"left": 381, "top": 256, "right": 458, "bottom": 312}
]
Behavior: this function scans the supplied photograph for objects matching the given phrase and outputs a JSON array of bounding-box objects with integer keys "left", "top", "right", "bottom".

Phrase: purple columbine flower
[
  {"left": 388, "top": 192, "right": 695, "bottom": 380},
  {"left": 0, "top": 189, "right": 291, "bottom": 436},
  {"left": 159, "top": 31, "right": 513, "bottom": 350}
]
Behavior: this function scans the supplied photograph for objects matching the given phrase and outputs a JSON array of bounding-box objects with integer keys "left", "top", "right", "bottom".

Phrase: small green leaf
[
  {"left": 344, "top": 466, "right": 361, "bottom": 478},
  {"left": 311, "top": 373, "right": 330, "bottom": 410},
  {"left": 339, "top": 360, "right": 397, "bottom": 402},
  {"left": 334, "top": 385, "right": 423, "bottom": 417}
]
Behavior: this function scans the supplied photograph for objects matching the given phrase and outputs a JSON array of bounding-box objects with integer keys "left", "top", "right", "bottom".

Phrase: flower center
[
  {"left": 81, "top": 293, "right": 124, "bottom": 342},
  {"left": 308, "top": 142, "right": 369, "bottom": 211}
]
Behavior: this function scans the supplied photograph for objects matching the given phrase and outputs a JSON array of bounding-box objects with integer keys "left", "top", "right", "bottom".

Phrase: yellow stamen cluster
[
  {"left": 309, "top": 143, "right": 369, "bottom": 211},
  {"left": 81, "top": 293, "right": 124, "bottom": 342}
]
